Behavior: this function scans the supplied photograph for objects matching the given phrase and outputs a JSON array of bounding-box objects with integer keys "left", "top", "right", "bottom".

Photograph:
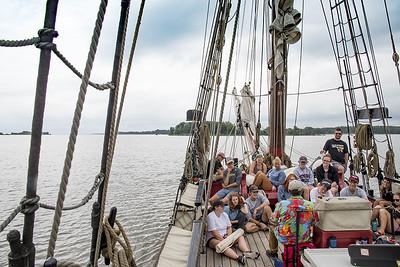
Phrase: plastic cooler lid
[{"left": 302, "top": 248, "right": 353, "bottom": 267}]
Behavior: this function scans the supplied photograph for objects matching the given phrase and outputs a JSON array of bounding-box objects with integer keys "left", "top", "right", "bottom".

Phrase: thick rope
[
  {"left": 0, "top": 37, "right": 40, "bottom": 47},
  {"left": 367, "top": 150, "right": 379, "bottom": 178},
  {"left": 46, "top": 0, "right": 109, "bottom": 258},
  {"left": 0, "top": 205, "right": 21, "bottom": 233},
  {"left": 384, "top": 149, "right": 396, "bottom": 178},
  {"left": 94, "top": 1, "right": 131, "bottom": 265},
  {"left": 102, "top": 219, "right": 136, "bottom": 267},
  {"left": 355, "top": 124, "right": 373, "bottom": 150},
  {"left": 57, "top": 262, "right": 82, "bottom": 267},
  {"left": 383, "top": 0, "right": 400, "bottom": 88},
  {"left": 353, "top": 152, "right": 365, "bottom": 174},
  {"left": 52, "top": 46, "right": 114, "bottom": 91},
  {"left": 40, "top": 173, "right": 104, "bottom": 211}
]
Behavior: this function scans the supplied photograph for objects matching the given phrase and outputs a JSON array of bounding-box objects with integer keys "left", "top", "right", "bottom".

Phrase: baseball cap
[
  {"left": 298, "top": 156, "right": 308, "bottom": 163},
  {"left": 226, "top": 158, "right": 234, "bottom": 164},
  {"left": 288, "top": 180, "right": 304, "bottom": 191},
  {"left": 349, "top": 175, "right": 359, "bottom": 183}
]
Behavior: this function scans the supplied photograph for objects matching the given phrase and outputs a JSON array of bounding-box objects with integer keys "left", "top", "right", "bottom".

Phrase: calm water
[{"left": 0, "top": 134, "right": 399, "bottom": 266}]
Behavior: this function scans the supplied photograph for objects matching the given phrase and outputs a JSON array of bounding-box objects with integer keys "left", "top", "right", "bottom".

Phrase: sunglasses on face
[
  {"left": 394, "top": 199, "right": 400, "bottom": 202},
  {"left": 300, "top": 161, "right": 306, "bottom": 164},
  {"left": 335, "top": 133, "right": 342, "bottom": 136}
]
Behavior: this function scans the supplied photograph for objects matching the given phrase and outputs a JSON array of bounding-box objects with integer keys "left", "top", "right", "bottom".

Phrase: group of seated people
[{"left": 205, "top": 150, "right": 400, "bottom": 264}]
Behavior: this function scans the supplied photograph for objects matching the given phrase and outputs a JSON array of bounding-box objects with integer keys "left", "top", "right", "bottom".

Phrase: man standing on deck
[
  {"left": 320, "top": 127, "right": 349, "bottom": 174},
  {"left": 209, "top": 158, "right": 242, "bottom": 204},
  {"left": 266, "top": 180, "right": 318, "bottom": 258}
]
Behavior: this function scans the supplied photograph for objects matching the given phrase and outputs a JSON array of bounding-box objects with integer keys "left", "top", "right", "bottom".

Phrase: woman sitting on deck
[
  {"left": 224, "top": 192, "right": 258, "bottom": 233},
  {"left": 266, "top": 157, "right": 286, "bottom": 191},
  {"left": 206, "top": 200, "right": 249, "bottom": 264},
  {"left": 278, "top": 173, "right": 311, "bottom": 201},
  {"left": 250, "top": 154, "right": 273, "bottom": 191}
]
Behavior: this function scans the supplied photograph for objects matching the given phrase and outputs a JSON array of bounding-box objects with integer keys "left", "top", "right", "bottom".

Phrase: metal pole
[
  {"left": 22, "top": 1, "right": 59, "bottom": 266},
  {"left": 89, "top": 0, "right": 130, "bottom": 264}
]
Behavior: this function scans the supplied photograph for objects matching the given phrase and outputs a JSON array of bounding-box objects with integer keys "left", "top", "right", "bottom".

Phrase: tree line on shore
[{"left": 168, "top": 121, "right": 400, "bottom": 136}]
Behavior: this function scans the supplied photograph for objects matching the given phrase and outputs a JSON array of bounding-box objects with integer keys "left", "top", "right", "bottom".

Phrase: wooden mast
[{"left": 268, "top": 0, "right": 286, "bottom": 158}]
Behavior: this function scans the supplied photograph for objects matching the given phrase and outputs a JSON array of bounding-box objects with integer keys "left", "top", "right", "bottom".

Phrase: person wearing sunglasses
[
  {"left": 320, "top": 127, "right": 349, "bottom": 174},
  {"left": 375, "top": 193, "right": 400, "bottom": 236}
]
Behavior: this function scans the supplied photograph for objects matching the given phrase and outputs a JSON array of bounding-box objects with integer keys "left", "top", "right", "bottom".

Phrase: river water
[{"left": 0, "top": 134, "right": 399, "bottom": 266}]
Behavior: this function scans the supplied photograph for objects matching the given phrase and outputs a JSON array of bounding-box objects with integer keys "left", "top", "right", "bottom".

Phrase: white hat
[{"left": 288, "top": 180, "right": 304, "bottom": 191}]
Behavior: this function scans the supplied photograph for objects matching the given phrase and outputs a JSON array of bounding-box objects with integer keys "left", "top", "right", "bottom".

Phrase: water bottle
[
  {"left": 328, "top": 236, "right": 337, "bottom": 248},
  {"left": 371, "top": 220, "right": 378, "bottom": 232}
]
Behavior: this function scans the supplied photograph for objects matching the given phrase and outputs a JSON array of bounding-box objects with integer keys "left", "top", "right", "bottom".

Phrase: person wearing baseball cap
[
  {"left": 339, "top": 175, "right": 368, "bottom": 199},
  {"left": 293, "top": 156, "right": 314, "bottom": 187},
  {"left": 266, "top": 180, "right": 318, "bottom": 259},
  {"left": 209, "top": 157, "right": 242, "bottom": 205}
]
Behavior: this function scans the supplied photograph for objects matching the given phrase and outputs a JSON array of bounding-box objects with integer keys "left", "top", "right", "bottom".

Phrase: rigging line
[
  {"left": 199, "top": 0, "right": 212, "bottom": 83},
  {"left": 234, "top": 0, "right": 247, "bottom": 86},
  {"left": 289, "top": 0, "right": 305, "bottom": 160},
  {"left": 383, "top": 0, "right": 400, "bottom": 87},
  {"left": 360, "top": 0, "right": 393, "bottom": 149},
  {"left": 212, "top": 85, "right": 342, "bottom": 97},
  {"left": 257, "top": 0, "right": 265, "bottom": 125},
  {"left": 94, "top": 1, "right": 132, "bottom": 265},
  {"left": 47, "top": 0, "right": 109, "bottom": 258},
  {"left": 115, "top": 0, "right": 146, "bottom": 150},
  {"left": 245, "top": 0, "right": 255, "bottom": 81},
  {"left": 251, "top": 0, "right": 259, "bottom": 92}
]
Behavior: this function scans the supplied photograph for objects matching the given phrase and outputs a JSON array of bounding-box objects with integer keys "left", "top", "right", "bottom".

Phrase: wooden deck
[{"left": 199, "top": 230, "right": 284, "bottom": 267}]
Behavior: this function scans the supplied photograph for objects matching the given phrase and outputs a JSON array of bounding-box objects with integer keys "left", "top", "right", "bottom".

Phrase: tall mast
[{"left": 268, "top": 0, "right": 301, "bottom": 159}]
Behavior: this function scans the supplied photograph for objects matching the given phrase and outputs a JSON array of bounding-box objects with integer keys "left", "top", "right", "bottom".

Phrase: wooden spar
[
  {"left": 20, "top": 1, "right": 60, "bottom": 266},
  {"left": 268, "top": 0, "right": 286, "bottom": 158}
]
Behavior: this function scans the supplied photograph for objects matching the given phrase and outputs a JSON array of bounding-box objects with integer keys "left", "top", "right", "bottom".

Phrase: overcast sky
[{"left": 1, "top": 0, "right": 399, "bottom": 134}]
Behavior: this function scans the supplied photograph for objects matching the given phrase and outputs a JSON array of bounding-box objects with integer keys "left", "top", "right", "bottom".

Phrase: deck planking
[{"left": 199, "top": 229, "right": 283, "bottom": 267}]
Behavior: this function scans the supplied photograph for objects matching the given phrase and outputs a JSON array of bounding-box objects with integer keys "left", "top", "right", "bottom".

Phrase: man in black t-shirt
[{"left": 321, "top": 127, "right": 349, "bottom": 173}]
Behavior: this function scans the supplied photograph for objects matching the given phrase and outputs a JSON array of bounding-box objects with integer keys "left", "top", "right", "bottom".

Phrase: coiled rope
[
  {"left": 353, "top": 152, "right": 365, "bottom": 174},
  {"left": 355, "top": 124, "right": 373, "bottom": 150},
  {"left": 384, "top": 149, "right": 396, "bottom": 178},
  {"left": 46, "top": 0, "right": 109, "bottom": 258},
  {"left": 367, "top": 148, "right": 379, "bottom": 178},
  {"left": 102, "top": 218, "right": 136, "bottom": 267}
]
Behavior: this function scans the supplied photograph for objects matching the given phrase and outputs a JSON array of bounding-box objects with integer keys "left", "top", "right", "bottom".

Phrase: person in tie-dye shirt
[{"left": 266, "top": 180, "right": 318, "bottom": 258}]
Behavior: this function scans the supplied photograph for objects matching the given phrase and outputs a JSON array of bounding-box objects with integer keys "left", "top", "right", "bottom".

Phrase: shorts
[{"left": 215, "top": 188, "right": 239, "bottom": 199}]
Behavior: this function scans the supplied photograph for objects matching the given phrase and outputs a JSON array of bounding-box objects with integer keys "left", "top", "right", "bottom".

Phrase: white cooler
[{"left": 314, "top": 197, "right": 371, "bottom": 231}]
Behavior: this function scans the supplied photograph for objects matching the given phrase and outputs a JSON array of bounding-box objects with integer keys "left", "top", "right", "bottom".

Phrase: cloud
[{"left": 0, "top": 0, "right": 399, "bottom": 134}]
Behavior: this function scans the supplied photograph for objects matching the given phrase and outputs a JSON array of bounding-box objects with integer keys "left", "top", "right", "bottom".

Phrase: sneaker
[
  {"left": 237, "top": 255, "right": 246, "bottom": 265},
  {"left": 266, "top": 249, "right": 278, "bottom": 258},
  {"left": 243, "top": 251, "right": 260, "bottom": 259}
]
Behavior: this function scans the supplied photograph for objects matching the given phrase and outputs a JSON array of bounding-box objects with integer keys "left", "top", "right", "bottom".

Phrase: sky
[{"left": 0, "top": 0, "right": 399, "bottom": 134}]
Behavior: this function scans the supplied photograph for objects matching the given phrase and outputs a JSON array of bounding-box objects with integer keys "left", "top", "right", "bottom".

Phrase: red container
[
  {"left": 313, "top": 226, "right": 372, "bottom": 248},
  {"left": 283, "top": 242, "right": 315, "bottom": 267}
]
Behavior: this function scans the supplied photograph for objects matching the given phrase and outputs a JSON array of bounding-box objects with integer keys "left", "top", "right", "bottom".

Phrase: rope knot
[
  {"left": 36, "top": 28, "right": 58, "bottom": 50},
  {"left": 20, "top": 195, "right": 40, "bottom": 215}
]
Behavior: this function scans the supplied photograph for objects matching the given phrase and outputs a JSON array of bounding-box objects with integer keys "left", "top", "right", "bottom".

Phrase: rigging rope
[
  {"left": 94, "top": 0, "right": 132, "bottom": 265},
  {"left": 46, "top": 0, "right": 109, "bottom": 258},
  {"left": 367, "top": 147, "right": 379, "bottom": 178},
  {"left": 102, "top": 218, "right": 136, "bottom": 267},
  {"left": 0, "top": 37, "right": 40, "bottom": 47},
  {"left": 383, "top": 0, "right": 400, "bottom": 89},
  {"left": 289, "top": 0, "right": 305, "bottom": 159},
  {"left": 384, "top": 149, "right": 396, "bottom": 178}
]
